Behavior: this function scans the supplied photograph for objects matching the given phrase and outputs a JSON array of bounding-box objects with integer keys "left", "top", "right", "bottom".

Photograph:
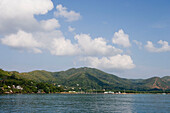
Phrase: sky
[{"left": 0, "top": 0, "right": 170, "bottom": 79}]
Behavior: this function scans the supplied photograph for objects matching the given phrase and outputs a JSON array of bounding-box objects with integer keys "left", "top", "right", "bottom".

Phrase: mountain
[
  {"left": 0, "top": 69, "right": 63, "bottom": 94},
  {"left": 162, "top": 76, "right": 170, "bottom": 84},
  {"left": 132, "top": 77, "right": 170, "bottom": 91},
  {"left": 17, "top": 67, "right": 170, "bottom": 91},
  {"left": 53, "top": 67, "right": 133, "bottom": 90},
  {"left": 19, "top": 70, "right": 56, "bottom": 83}
]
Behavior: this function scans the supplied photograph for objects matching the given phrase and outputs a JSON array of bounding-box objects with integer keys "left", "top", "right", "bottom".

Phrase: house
[
  {"left": 12, "top": 85, "right": 15, "bottom": 88},
  {"left": 16, "top": 85, "right": 23, "bottom": 90}
]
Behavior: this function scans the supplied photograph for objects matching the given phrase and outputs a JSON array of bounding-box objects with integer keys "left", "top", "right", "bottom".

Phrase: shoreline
[{"left": 0, "top": 92, "right": 169, "bottom": 95}]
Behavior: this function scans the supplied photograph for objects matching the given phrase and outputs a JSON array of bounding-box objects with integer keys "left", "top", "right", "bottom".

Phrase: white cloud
[
  {"left": 0, "top": 0, "right": 54, "bottom": 34},
  {"left": 0, "top": 0, "right": 122, "bottom": 57},
  {"left": 50, "top": 38, "right": 80, "bottom": 56},
  {"left": 133, "top": 40, "right": 142, "bottom": 49},
  {"left": 145, "top": 40, "right": 170, "bottom": 52},
  {"left": 1, "top": 30, "right": 123, "bottom": 57},
  {"left": 32, "top": 30, "right": 79, "bottom": 56},
  {"left": 47, "top": 33, "right": 122, "bottom": 56},
  {"left": 83, "top": 54, "right": 135, "bottom": 70},
  {"left": 0, "top": 30, "right": 42, "bottom": 53},
  {"left": 39, "top": 32, "right": 122, "bottom": 56},
  {"left": 54, "top": 4, "right": 81, "bottom": 22},
  {"left": 0, "top": 29, "right": 80, "bottom": 55},
  {"left": 40, "top": 18, "right": 60, "bottom": 31},
  {"left": 0, "top": 0, "right": 136, "bottom": 72},
  {"left": 0, "top": 0, "right": 82, "bottom": 56},
  {"left": 68, "top": 26, "right": 75, "bottom": 32},
  {"left": 112, "top": 29, "right": 131, "bottom": 48},
  {"left": 75, "top": 34, "right": 123, "bottom": 56},
  {"left": 0, "top": 0, "right": 53, "bottom": 17}
]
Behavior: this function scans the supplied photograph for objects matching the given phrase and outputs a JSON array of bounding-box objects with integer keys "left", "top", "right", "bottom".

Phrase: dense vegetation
[
  {"left": 18, "top": 67, "right": 170, "bottom": 92},
  {"left": 0, "top": 69, "right": 63, "bottom": 94},
  {"left": 1, "top": 67, "right": 170, "bottom": 94}
]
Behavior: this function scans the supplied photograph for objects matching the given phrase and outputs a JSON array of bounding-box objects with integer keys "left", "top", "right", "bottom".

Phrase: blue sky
[{"left": 0, "top": 0, "right": 170, "bottom": 78}]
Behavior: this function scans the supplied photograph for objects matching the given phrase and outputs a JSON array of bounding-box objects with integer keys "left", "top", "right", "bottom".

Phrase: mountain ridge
[{"left": 1, "top": 67, "right": 170, "bottom": 91}]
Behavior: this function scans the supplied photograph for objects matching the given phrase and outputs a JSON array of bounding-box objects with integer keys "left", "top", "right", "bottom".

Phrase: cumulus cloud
[
  {"left": 0, "top": 0, "right": 54, "bottom": 34},
  {"left": 38, "top": 30, "right": 79, "bottom": 56},
  {"left": 112, "top": 29, "right": 131, "bottom": 48},
  {"left": 68, "top": 26, "right": 75, "bottom": 32},
  {"left": 40, "top": 18, "right": 60, "bottom": 31},
  {"left": 1, "top": 30, "right": 123, "bottom": 56},
  {"left": 133, "top": 40, "right": 142, "bottom": 49},
  {"left": 83, "top": 54, "right": 135, "bottom": 70},
  {"left": 0, "top": 29, "right": 79, "bottom": 55},
  {"left": 54, "top": 4, "right": 81, "bottom": 22},
  {"left": 29, "top": 30, "right": 79, "bottom": 56},
  {"left": 0, "top": 30, "right": 42, "bottom": 53},
  {"left": 50, "top": 38, "right": 80, "bottom": 56},
  {"left": 145, "top": 40, "right": 170, "bottom": 52},
  {"left": 0, "top": 0, "right": 53, "bottom": 17},
  {"left": 46, "top": 33, "right": 123, "bottom": 56},
  {"left": 0, "top": 1, "right": 135, "bottom": 71},
  {"left": 75, "top": 34, "right": 123, "bottom": 56}
]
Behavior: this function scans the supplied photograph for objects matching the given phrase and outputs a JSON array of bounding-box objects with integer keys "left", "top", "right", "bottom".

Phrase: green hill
[
  {"left": 139, "top": 77, "right": 170, "bottom": 90},
  {"left": 0, "top": 69, "right": 63, "bottom": 94},
  {"left": 19, "top": 70, "right": 56, "bottom": 83},
  {"left": 16, "top": 67, "right": 170, "bottom": 91}
]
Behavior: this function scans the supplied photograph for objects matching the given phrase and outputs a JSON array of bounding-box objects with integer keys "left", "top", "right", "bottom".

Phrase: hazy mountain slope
[
  {"left": 161, "top": 76, "right": 170, "bottom": 85},
  {"left": 135, "top": 77, "right": 170, "bottom": 90}
]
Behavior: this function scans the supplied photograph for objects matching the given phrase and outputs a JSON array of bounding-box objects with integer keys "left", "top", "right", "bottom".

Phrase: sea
[{"left": 0, "top": 94, "right": 169, "bottom": 113}]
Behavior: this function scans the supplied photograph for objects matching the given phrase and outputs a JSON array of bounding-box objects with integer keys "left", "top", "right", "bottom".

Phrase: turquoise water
[{"left": 0, "top": 94, "right": 169, "bottom": 113}]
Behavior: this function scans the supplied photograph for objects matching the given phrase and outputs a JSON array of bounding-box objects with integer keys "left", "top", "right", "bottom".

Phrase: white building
[{"left": 16, "top": 86, "right": 23, "bottom": 90}]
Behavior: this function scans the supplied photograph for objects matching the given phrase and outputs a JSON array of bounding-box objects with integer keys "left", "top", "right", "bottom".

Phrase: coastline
[{"left": 1, "top": 92, "right": 169, "bottom": 95}]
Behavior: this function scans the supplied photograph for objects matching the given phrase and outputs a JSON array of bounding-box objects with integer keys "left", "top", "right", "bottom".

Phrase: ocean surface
[{"left": 0, "top": 94, "right": 169, "bottom": 113}]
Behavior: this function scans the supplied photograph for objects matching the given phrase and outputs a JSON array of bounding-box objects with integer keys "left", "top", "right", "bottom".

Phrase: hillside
[
  {"left": 17, "top": 67, "right": 170, "bottom": 91},
  {"left": 53, "top": 67, "right": 133, "bottom": 90},
  {"left": 162, "top": 76, "right": 170, "bottom": 84},
  {"left": 19, "top": 70, "right": 56, "bottom": 83},
  {"left": 0, "top": 69, "right": 63, "bottom": 94},
  {"left": 138, "top": 77, "right": 170, "bottom": 90}
]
